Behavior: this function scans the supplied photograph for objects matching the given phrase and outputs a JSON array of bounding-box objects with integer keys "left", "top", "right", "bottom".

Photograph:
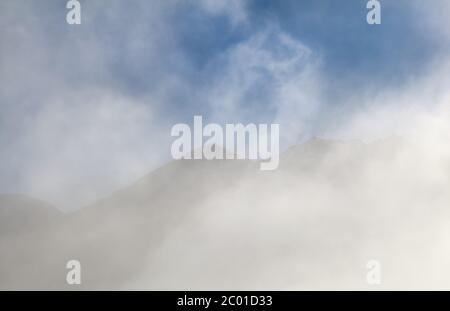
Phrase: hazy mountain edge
[{"left": 0, "top": 136, "right": 408, "bottom": 215}]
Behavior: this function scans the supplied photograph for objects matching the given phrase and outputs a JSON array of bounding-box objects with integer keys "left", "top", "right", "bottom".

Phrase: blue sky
[
  {"left": 1, "top": 0, "right": 449, "bottom": 208},
  {"left": 23, "top": 0, "right": 443, "bottom": 113}
]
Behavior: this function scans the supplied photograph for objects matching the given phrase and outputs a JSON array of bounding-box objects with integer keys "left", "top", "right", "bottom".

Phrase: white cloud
[
  {"left": 203, "top": 26, "right": 323, "bottom": 147},
  {"left": 2, "top": 0, "right": 450, "bottom": 211},
  {"left": 195, "top": 0, "right": 248, "bottom": 26}
]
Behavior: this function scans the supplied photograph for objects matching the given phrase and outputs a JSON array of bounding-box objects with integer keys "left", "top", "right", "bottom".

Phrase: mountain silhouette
[{"left": 1, "top": 138, "right": 449, "bottom": 290}]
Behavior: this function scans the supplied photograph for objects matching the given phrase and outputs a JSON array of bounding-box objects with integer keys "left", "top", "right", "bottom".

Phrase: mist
[{"left": 1, "top": 0, "right": 450, "bottom": 290}]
